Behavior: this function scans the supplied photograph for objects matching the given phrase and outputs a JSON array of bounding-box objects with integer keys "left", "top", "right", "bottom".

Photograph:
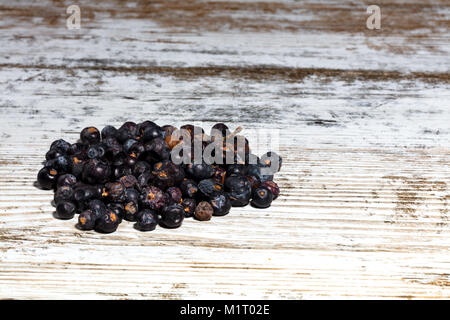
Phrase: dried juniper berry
[
  {"left": 88, "top": 199, "right": 107, "bottom": 218},
  {"left": 80, "top": 127, "right": 100, "bottom": 145},
  {"left": 37, "top": 167, "right": 59, "bottom": 190},
  {"left": 46, "top": 149, "right": 63, "bottom": 161},
  {"left": 224, "top": 175, "right": 252, "bottom": 207},
  {"left": 120, "top": 175, "right": 137, "bottom": 188},
  {"left": 123, "top": 201, "right": 139, "bottom": 221},
  {"left": 209, "top": 192, "right": 231, "bottom": 216},
  {"left": 212, "top": 166, "right": 226, "bottom": 185},
  {"left": 142, "top": 125, "right": 162, "bottom": 142},
  {"left": 185, "top": 162, "right": 214, "bottom": 180},
  {"left": 50, "top": 139, "right": 72, "bottom": 154},
  {"left": 181, "top": 198, "right": 196, "bottom": 217},
  {"left": 73, "top": 186, "right": 97, "bottom": 211},
  {"left": 70, "top": 156, "right": 85, "bottom": 178},
  {"left": 116, "top": 121, "right": 137, "bottom": 143},
  {"left": 103, "top": 182, "right": 125, "bottom": 203},
  {"left": 78, "top": 209, "right": 97, "bottom": 230},
  {"left": 133, "top": 161, "right": 152, "bottom": 177},
  {"left": 124, "top": 188, "right": 140, "bottom": 204},
  {"left": 95, "top": 209, "right": 119, "bottom": 233},
  {"left": 56, "top": 174, "right": 77, "bottom": 188},
  {"left": 140, "top": 186, "right": 167, "bottom": 211},
  {"left": 55, "top": 201, "right": 77, "bottom": 219},
  {"left": 198, "top": 179, "right": 224, "bottom": 199},
  {"left": 135, "top": 209, "right": 158, "bottom": 231},
  {"left": 179, "top": 179, "right": 199, "bottom": 198},
  {"left": 166, "top": 187, "right": 182, "bottom": 205},
  {"left": 136, "top": 172, "right": 154, "bottom": 192},
  {"left": 152, "top": 160, "right": 185, "bottom": 189},
  {"left": 251, "top": 186, "right": 273, "bottom": 209},
  {"left": 82, "top": 159, "right": 111, "bottom": 184},
  {"left": 53, "top": 155, "right": 72, "bottom": 173},
  {"left": 107, "top": 202, "right": 125, "bottom": 223},
  {"left": 144, "top": 137, "right": 170, "bottom": 161},
  {"left": 226, "top": 164, "right": 247, "bottom": 176},
  {"left": 194, "top": 201, "right": 213, "bottom": 221},
  {"left": 54, "top": 186, "right": 74, "bottom": 204},
  {"left": 101, "top": 125, "right": 118, "bottom": 139},
  {"left": 260, "top": 181, "right": 280, "bottom": 200},
  {"left": 160, "top": 204, "right": 184, "bottom": 228}
]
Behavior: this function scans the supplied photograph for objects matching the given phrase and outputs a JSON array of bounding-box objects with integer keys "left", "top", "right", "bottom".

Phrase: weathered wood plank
[{"left": 0, "top": 0, "right": 449, "bottom": 299}]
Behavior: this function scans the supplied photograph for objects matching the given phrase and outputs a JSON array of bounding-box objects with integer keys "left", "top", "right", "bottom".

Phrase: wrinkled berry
[{"left": 194, "top": 201, "right": 213, "bottom": 221}]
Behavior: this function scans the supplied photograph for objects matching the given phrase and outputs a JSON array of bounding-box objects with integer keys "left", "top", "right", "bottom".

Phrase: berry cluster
[{"left": 36, "top": 122, "right": 282, "bottom": 233}]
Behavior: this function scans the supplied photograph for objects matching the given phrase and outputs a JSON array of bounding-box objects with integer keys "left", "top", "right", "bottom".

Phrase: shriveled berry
[
  {"left": 136, "top": 209, "right": 158, "bottom": 231},
  {"left": 194, "top": 201, "right": 213, "bottom": 221},
  {"left": 251, "top": 186, "right": 273, "bottom": 208},
  {"left": 103, "top": 182, "right": 125, "bottom": 202},
  {"left": 136, "top": 172, "right": 154, "bottom": 192},
  {"left": 106, "top": 203, "right": 124, "bottom": 223},
  {"left": 140, "top": 186, "right": 167, "bottom": 211},
  {"left": 209, "top": 192, "right": 231, "bottom": 216},
  {"left": 181, "top": 198, "right": 196, "bottom": 217},
  {"left": 166, "top": 187, "right": 182, "bottom": 205},
  {"left": 78, "top": 209, "right": 97, "bottom": 230},
  {"left": 95, "top": 209, "right": 119, "bottom": 233},
  {"left": 160, "top": 204, "right": 184, "bottom": 228},
  {"left": 119, "top": 175, "right": 137, "bottom": 188},
  {"left": 124, "top": 201, "right": 139, "bottom": 221},
  {"left": 260, "top": 181, "right": 280, "bottom": 200},
  {"left": 82, "top": 159, "right": 111, "bottom": 184},
  {"left": 198, "top": 179, "right": 223, "bottom": 198},
  {"left": 179, "top": 179, "right": 199, "bottom": 198},
  {"left": 37, "top": 167, "right": 59, "bottom": 190},
  {"left": 55, "top": 201, "right": 76, "bottom": 219},
  {"left": 80, "top": 127, "right": 100, "bottom": 145}
]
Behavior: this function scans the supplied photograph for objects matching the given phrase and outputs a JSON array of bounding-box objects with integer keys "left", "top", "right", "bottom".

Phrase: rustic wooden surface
[{"left": 0, "top": 0, "right": 449, "bottom": 299}]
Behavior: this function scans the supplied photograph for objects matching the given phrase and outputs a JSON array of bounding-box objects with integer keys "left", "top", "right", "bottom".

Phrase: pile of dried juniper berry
[{"left": 37, "top": 122, "right": 282, "bottom": 233}]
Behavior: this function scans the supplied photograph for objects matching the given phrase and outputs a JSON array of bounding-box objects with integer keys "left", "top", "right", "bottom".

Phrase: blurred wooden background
[{"left": 0, "top": 0, "right": 449, "bottom": 299}]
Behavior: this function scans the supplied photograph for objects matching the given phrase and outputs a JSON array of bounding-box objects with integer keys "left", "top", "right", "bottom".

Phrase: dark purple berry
[
  {"left": 160, "top": 204, "right": 184, "bottom": 228},
  {"left": 37, "top": 167, "right": 59, "bottom": 190},
  {"left": 95, "top": 209, "right": 119, "bottom": 233},
  {"left": 78, "top": 209, "right": 97, "bottom": 230},
  {"left": 209, "top": 192, "right": 231, "bottom": 216},
  {"left": 56, "top": 201, "right": 76, "bottom": 219},
  {"left": 80, "top": 127, "right": 100, "bottom": 145},
  {"left": 136, "top": 209, "right": 158, "bottom": 231},
  {"left": 251, "top": 186, "right": 273, "bottom": 208},
  {"left": 181, "top": 198, "right": 196, "bottom": 217}
]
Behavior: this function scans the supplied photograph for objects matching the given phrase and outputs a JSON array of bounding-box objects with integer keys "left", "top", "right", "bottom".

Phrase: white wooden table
[{"left": 0, "top": 0, "right": 449, "bottom": 299}]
